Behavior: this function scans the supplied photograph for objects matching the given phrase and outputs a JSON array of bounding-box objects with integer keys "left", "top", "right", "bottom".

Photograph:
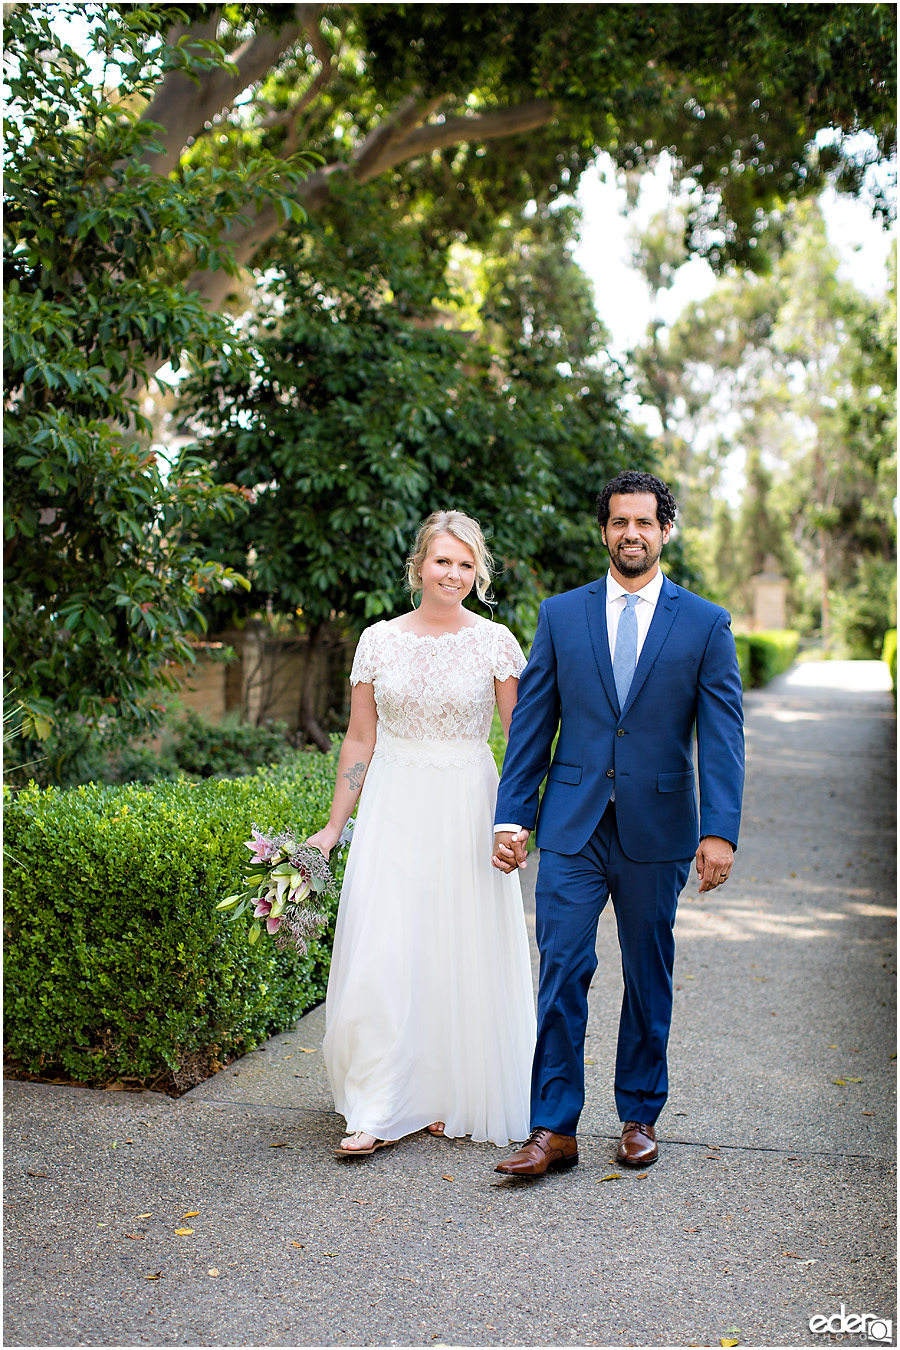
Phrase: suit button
[
  {"left": 616, "top": 728, "right": 625, "bottom": 737},
  {"left": 606, "top": 768, "right": 615, "bottom": 778}
]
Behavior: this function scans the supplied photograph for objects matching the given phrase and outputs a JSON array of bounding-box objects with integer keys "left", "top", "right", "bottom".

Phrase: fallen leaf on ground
[
  {"left": 598, "top": 1173, "right": 622, "bottom": 1182},
  {"left": 137, "top": 1214, "right": 152, "bottom": 1219},
  {"left": 299, "top": 1048, "right": 316, "bottom": 1054},
  {"left": 145, "top": 1273, "right": 162, "bottom": 1280},
  {"left": 181, "top": 1212, "right": 199, "bottom": 1218},
  {"left": 290, "top": 1242, "right": 304, "bottom": 1248},
  {"left": 832, "top": 1079, "right": 847, "bottom": 1085},
  {"left": 441, "top": 1174, "right": 454, "bottom": 1181},
  {"left": 684, "top": 1227, "right": 700, "bottom": 1233},
  {"left": 124, "top": 1234, "right": 144, "bottom": 1240},
  {"left": 351, "top": 1199, "right": 371, "bottom": 1205},
  {"left": 208, "top": 1269, "right": 219, "bottom": 1277},
  {"left": 174, "top": 1228, "right": 194, "bottom": 1236},
  {"left": 847, "top": 1077, "right": 863, "bottom": 1083},
  {"left": 26, "top": 1171, "right": 47, "bottom": 1178},
  {"left": 269, "top": 1142, "right": 288, "bottom": 1148},
  {"left": 721, "top": 1339, "right": 739, "bottom": 1347}
]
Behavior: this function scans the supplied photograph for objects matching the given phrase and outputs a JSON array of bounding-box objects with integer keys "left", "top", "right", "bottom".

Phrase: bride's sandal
[
  {"left": 427, "top": 1122, "right": 446, "bottom": 1136},
  {"left": 334, "top": 1131, "right": 396, "bottom": 1158}
]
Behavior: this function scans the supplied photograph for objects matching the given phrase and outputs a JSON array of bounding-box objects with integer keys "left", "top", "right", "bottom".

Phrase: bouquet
[{"left": 216, "top": 826, "right": 336, "bottom": 954}]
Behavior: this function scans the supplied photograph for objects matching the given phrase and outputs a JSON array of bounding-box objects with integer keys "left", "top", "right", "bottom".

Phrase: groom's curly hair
[{"left": 596, "top": 471, "right": 678, "bottom": 530}]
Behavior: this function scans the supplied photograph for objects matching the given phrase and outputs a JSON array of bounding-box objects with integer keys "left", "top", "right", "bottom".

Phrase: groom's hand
[
  {"left": 492, "top": 829, "right": 530, "bottom": 872},
  {"left": 696, "top": 835, "right": 734, "bottom": 891}
]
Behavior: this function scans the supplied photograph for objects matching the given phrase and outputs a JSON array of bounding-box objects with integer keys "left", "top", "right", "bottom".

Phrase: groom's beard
[{"left": 607, "top": 538, "right": 662, "bottom": 577}]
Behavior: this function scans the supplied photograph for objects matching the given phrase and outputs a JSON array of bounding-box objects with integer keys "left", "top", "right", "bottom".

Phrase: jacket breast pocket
[
  {"left": 657, "top": 770, "right": 695, "bottom": 794},
  {"left": 547, "top": 761, "right": 583, "bottom": 785}
]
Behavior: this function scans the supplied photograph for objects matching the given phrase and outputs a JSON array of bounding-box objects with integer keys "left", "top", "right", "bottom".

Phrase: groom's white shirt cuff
[{"left": 494, "top": 823, "right": 522, "bottom": 834}]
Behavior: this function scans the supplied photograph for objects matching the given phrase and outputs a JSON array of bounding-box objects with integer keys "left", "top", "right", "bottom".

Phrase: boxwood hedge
[
  {"left": 3, "top": 753, "right": 344, "bottom": 1091},
  {"left": 734, "top": 630, "right": 799, "bottom": 689}
]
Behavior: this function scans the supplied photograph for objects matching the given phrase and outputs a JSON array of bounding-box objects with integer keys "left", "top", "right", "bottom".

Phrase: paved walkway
[{"left": 4, "top": 662, "right": 896, "bottom": 1349}]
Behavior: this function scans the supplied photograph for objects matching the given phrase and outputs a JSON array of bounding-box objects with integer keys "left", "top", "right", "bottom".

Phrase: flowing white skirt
[{"left": 323, "top": 729, "right": 536, "bottom": 1146}]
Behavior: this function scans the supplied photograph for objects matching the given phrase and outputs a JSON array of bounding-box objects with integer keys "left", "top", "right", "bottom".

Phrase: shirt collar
[{"left": 606, "top": 568, "right": 664, "bottom": 607}]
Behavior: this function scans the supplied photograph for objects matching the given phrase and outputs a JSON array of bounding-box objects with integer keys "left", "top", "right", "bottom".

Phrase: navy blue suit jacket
[{"left": 495, "top": 574, "right": 745, "bottom": 862}]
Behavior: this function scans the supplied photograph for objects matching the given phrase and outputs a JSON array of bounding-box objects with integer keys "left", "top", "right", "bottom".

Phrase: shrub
[
  {"left": 882, "top": 628, "right": 897, "bottom": 699},
  {"left": 3, "top": 753, "right": 343, "bottom": 1091},
  {"left": 172, "top": 711, "right": 294, "bottom": 778},
  {"left": 745, "top": 630, "right": 800, "bottom": 687},
  {"left": 733, "top": 634, "right": 752, "bottom": 690},
  {"left": 732, "top": 630, "right": 799, "bottom": 689}
]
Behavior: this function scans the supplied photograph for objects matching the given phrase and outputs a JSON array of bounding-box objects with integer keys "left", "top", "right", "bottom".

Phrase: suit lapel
[
  {"left": 585, "top": 580, "right": 620, "bottom": 714},
  {"left": 620, "top": 575, "right": 680, "bottom": 716}
]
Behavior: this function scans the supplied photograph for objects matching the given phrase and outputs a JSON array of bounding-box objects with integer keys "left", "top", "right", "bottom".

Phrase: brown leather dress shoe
[
  {"left": 616, "top": 1121, "right": 658, "bottom": 1166},
  {"left": 494, "top": 1127, "right": 578, "bottom": 1175}
]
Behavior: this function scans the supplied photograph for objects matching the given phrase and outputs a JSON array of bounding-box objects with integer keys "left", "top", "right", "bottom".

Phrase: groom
[{"left": 492, "top": 470, "right": 744, "bottom": 1174}]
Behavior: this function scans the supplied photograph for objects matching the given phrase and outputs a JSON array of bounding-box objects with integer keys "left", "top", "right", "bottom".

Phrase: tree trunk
[{"left": 298, "top": 623, "right": 333, "bottom": 752}]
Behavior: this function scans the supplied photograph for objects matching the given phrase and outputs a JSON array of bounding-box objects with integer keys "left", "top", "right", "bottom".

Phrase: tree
[
  {"left": 627, "top": 199, "right": 896, "bottom": 649},
  {"left": 129, "top": 2, "right": 896, "bottom": 322},
  {"left": 1, "top": 4, "right": 317, "bottom": 773},
  {"left": 180, "top": 187, "right": 653, "bottom": 745}
]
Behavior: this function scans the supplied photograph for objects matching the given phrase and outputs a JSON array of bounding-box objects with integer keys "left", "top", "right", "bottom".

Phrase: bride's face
[{"left": 419, "top": 533, "right": 477, "bottom": 606}]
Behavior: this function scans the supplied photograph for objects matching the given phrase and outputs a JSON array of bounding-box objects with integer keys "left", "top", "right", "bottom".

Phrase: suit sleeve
[
  {"left": 695, "top": 611, "right": 745, "bottom": 849},
  {"left": 494, "top": 602, "right": 561, "bottom": 831}
]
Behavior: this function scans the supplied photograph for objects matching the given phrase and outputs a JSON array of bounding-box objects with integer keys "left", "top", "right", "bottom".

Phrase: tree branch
[
  {"left": 183, "top": 98, "right": 560, "bottom": 313},
  {"left": 349, "top": 92, "right": 443, "bottom": 180},
  {"left": 373, "top": 99, "right": 558, "bottom": 174},
  {"left": 140, "top": 5, "right": 324, "bottom": 176}
]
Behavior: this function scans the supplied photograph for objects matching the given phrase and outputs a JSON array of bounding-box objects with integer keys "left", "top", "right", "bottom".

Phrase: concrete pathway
[{"left": 4, "top": 661, "right": 896, "bottom": 1349}]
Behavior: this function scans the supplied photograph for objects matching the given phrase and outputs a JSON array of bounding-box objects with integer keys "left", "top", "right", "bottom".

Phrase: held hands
[
  {"left": 306, "top": 824, "right": 342, "bottom": 858},
  {"left": 695, "top": 835, "right": 734, "bottom": 892},
  {"left": 491, "top": 829, "right": 530, "bottom": 873}
]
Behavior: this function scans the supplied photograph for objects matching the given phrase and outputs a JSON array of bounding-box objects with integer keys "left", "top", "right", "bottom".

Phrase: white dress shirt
[
  {"left": 606, "top": 568, "right": 664, "bottom": 664},
  {"left": 494, "top": 568, "right": 665, "bottom": 836}
]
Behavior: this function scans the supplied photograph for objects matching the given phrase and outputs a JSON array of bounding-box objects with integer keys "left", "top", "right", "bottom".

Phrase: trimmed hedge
[
  {"left": 734, "top": 630, "right": 799, "bottom": 689},
  {"left": 882, "top": 629, "right": 897, "bottom": 699},
  {"left": 3, "top": 753, "right": 344, "bottom": 1091}
]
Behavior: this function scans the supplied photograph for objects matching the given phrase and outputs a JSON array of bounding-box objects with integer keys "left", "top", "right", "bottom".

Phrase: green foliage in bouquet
[{"left": 3, "top": 753, "right": 342, "bottom": 1092}]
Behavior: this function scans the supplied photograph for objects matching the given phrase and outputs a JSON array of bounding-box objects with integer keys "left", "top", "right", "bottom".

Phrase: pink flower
[
  {"left": 244, "top": 829, "right": 276, "bottom": 863},
  {"left": 266, "top": 915, "right": 283, "bottom": 935},
  {"left": 253, "top": 899, "right": 272, "bottom": 918}
]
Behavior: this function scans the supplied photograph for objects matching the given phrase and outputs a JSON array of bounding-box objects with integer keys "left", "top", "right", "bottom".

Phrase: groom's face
[{"left": 601, "top": 492, "right": 671, "bottom": 582}]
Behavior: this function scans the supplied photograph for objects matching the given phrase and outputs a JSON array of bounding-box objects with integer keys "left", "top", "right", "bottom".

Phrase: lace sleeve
[
  {"left": 350, "top": 625, "right": 379, "bottom": 685},
  {"left": 491, "top": 624, "right": 527, "bottom": 682}
]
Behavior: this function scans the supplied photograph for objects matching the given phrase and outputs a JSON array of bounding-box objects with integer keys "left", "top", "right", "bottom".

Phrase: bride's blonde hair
[{"left": 406, "top": 510, "right": 494, "bottom": 606}]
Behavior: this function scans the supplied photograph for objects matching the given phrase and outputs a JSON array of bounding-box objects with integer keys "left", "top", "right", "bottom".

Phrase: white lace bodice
[{"left": 350, "top": 619, "right": 526, "bottom": 745}]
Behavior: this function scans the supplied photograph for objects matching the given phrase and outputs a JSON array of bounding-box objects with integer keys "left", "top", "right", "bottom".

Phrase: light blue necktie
[{"left": 613, "top": 593, "right": 639, "bottom": 709}]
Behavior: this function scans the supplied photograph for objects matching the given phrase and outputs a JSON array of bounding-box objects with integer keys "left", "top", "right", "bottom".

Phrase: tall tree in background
[{"left": 627, "top": 200, "right": 896, "bottom": 652}]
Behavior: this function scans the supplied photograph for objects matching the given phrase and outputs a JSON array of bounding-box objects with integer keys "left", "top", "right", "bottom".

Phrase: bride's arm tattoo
[{"left": 343, "top": 761, "right": 366, "bottom": 793}]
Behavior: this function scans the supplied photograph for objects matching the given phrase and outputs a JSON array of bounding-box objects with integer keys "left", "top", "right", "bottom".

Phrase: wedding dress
[{"left": 323, "top": 619, "right": 536, "bottom": 1146}]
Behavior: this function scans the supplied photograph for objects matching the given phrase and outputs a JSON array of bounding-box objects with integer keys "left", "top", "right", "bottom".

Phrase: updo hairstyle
[{"left": 406, "top": 510, "right": 494, "bottom": 606}]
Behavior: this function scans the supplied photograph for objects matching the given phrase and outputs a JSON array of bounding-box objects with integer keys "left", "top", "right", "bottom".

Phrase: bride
[{"left": 307, "top": 510, "right": 536, "bottom": 1156}]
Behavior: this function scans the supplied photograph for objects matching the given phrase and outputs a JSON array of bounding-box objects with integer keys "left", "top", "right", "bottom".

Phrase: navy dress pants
[{"left": 530, "top": 802, "right": 693, "bottom": 1136}]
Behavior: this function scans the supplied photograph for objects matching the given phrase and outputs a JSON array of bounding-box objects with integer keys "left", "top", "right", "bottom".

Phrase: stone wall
[{"left": 169, "top": 626, "right": 355, "bottom": 734}]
